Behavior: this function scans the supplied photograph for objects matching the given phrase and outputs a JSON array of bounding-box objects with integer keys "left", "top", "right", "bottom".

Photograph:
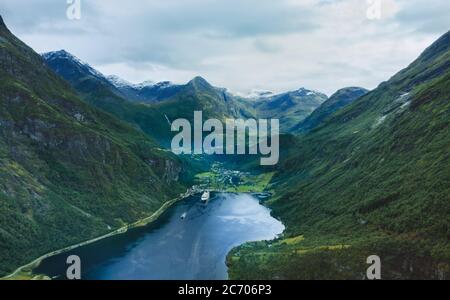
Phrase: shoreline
[
  {"left": 2, "top": 182, "right": 274, "bottom": 280},
  {"left": 1, "top": 189, "right": 195, "bottom": 280}
]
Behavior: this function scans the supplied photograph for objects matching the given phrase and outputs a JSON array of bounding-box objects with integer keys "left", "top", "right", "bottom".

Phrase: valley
[
  {"left": 0, "top": 13, "right": 449, "bottom": 280},
  {"left": 32, "top": 193, "right": 285, "bottom": 280}
]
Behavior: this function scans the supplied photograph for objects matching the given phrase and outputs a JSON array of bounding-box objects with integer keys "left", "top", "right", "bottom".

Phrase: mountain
[
  {"left": 42, "top": 50, "right": 178, "bottom": 144},
  {"left": 228, "top": 31, "right": 450, "bottom": 279},
  {"left": 106, "top": 75, "right": 183, "bottom": 103},
  {"left": 293, "top": 87, "right": 368, "bottom": 133},
  {"left": 42, "top": 51, "right": 331, "bottom": 134},
  {"left": 42, "top": 51, "right": 255, "bottom": 145},
  {"left": 43, "top": 50, "right": 181, "bottom": 104},
  {"left": 157, "top": 76, "right": 255, "bottom": 120},
  {"left": 42, "top": 50, "right": 124, "bottom": 97},
  {"left": 0, "top": 16, "right": 186, "bottom": 276},
  {"left": 249, "top": 88, "right": 328, "bottom": 133}
]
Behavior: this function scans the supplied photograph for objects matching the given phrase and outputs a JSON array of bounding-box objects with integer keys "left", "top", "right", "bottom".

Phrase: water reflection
[{"left": 34, "top": 193, "right": 284, "bottom": 280}]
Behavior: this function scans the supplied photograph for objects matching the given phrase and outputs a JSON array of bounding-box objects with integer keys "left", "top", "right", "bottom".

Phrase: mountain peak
[
  {"left": 292, "top": 87, "right": 328, "bottom": 101},
  {"left": 190, "top": 76, "right": 209, "bottom": 84},
  {"left": 293, "top": 87, "right": 368, "bottom": 133},
  {"left": 42, "top": 49, "right": 76, "bottom": 61},
  {"left": 106, "top": 75, "right": 133, "bottom": 88},
  {"left": 334, "top": 87, "right": 369, "bottom": 96},
  {"left": 328, "top": 87, "right": 368, "bottom": 104},
  {"left": 42, "top": 49, "right": 106, "bottom": 80},
  {"left": 295, "top": 87, "right": 314, "bottom": 95},
  {"left": 188, "top": 76, "right": 213, "bottom": 91}
]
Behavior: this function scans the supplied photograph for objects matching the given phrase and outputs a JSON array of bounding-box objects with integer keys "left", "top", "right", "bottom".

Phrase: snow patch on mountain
[
  {"left": 106, "top": 75, "right": 134, "bottom": 89},
  {"left": 42, "top": 50, "right": 106, "bottom": 79},
  {"left": 296, "top": 87, "right": 323, "bottom": 97},
  {"left": 106, "top": 75, "right": 174, "bottom": 91}
]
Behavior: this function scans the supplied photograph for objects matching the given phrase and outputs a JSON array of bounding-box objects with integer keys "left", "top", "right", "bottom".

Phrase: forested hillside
[
  {"left": 228, "top": 31, "right": 450, "bottom": 280},
  {"left": 0, "top": 16, "right": 186, "bottom": 276}
]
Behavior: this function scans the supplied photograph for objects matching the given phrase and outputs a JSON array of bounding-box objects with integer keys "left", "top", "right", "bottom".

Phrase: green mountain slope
[
  {"left": 154, "top": 76, "right": 255, "bottom": 123},
  {"left": 228, "top": 31, "right": 450, "bottom": 279},
  {"left": 42, "top": 51, "right": 255, "bottom": 146},
  {"left": 42, "top": 50, "right": 176, "bottom": 145},
  {"left": 0, "top": 16, "right": 185, "bottom": 276},
  {"left": 293, "top": 87, "right": 368, "bottom": 133},
  {"left": 250, "top": 88, "right": 328, "bottom": 133},
  {"left": 42, "top": 50, "right": 333, "bottom": 138}
]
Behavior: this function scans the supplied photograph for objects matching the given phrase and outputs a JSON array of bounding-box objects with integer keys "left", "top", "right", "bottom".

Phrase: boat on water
[
  {"left": 180, "top": 212, "right": 187, "bottom": 220},
  {"left": 201, "top": 191, "right": 210, "bottom": 202},
  {"left": 252, "top": 192, "right": 272, "bottom": 200}
]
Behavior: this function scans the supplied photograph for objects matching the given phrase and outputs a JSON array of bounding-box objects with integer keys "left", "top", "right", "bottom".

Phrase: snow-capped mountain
[
  {"left": 107, "top": 75, "right": 159, "bottom": 90},
  {"left": 41, "top": 50, "right": 183, "bottom": 103},
  {"left": 105, "top": 75, "right": 180, "bottom": 103},
  {"left": 295, "top": 87, "right": 325, "bottom": 97},
  {"left": 41, "top": 49, "right": 327, "bottom": 132},
  {"left": 248, "top": 87, "right": 328, "bottom": 132},
  {"left": 293, "top": 87, "right": 369, "bottom": 133},
  {"left": 106, "top": 75, "right": 135, "bottom": 89},
  {"left": 42, "top": 50, "right": 108, "bottom": 82}
]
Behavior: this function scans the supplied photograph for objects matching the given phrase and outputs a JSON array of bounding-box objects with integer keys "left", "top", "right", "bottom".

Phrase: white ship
[
  {"left": 201, "top": 191, "right": 210, "bottom": 202},
  {"left": 181, "top": 212, "right": 187, "bottom": 220}
]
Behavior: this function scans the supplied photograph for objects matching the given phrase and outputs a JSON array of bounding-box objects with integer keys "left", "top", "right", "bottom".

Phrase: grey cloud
[
  {"left": 0, "top": 0, "right": 448, "bottom": 95},
  {"left": 253, "top": 39, "right": 281, "bottom": 54},
  {"left": 393, "top": 0, "right": 450, "bottom": 34}
]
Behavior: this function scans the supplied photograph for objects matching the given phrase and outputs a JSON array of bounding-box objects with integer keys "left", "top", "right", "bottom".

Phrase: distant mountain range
[
  {"left": 41, "top": 50, "right": 341, "bottom": 134},
  {"left": 106, "top": 75, "right": 182, "bottom": 103}
]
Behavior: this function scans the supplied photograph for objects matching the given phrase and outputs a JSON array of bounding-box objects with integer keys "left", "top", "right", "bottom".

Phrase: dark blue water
[{"left": 34, "top": 193, "right": 284, "bottom": 280}]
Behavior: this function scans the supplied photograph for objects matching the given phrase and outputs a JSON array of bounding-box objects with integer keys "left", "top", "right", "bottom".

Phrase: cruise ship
[{"left": 201, "top": 191, "right": 210, "bottom": 202}]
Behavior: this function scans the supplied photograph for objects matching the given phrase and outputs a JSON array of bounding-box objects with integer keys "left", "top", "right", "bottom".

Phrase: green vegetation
[
  {"left": 228, "top": 31, "right": 450, "bottom": 280},
  {"left": 250, "top": 89, "right": 327, "bottom": 133},
  {"left": 293, "top": 87, "right": 368, "bottom": 133},
  {"left": 226, "top": 172, "right": 274, "bottom": 193},
  {"left": 42, "top": 54, "right": 256, "bottom": 148},
  {"left": 1, "top": 14, "right": 449, "bottom": 280},
  {"left": 0, "top": 17, "right": 187, "bottom": 276},
  {"left": 194, "top": 163, "right": 274, "bottom": 193}
]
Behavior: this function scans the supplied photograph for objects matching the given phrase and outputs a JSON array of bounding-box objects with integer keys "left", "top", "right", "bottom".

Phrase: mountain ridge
[
  {"left": 293, "top": 87, "right": 369, "bottom": 133},
  {"left": 42, "top": 49, "right": 330, "bottom": 134}
]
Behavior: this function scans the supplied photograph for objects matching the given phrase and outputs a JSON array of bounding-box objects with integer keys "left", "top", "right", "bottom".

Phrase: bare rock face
[{"left": 162, "top": 159, "right": 182, "bottom": 183}]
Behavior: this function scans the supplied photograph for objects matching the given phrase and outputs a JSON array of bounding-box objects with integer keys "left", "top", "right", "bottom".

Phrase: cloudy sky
[{"left": 0, "top": 0, "right": 449, "bottom": 95}]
